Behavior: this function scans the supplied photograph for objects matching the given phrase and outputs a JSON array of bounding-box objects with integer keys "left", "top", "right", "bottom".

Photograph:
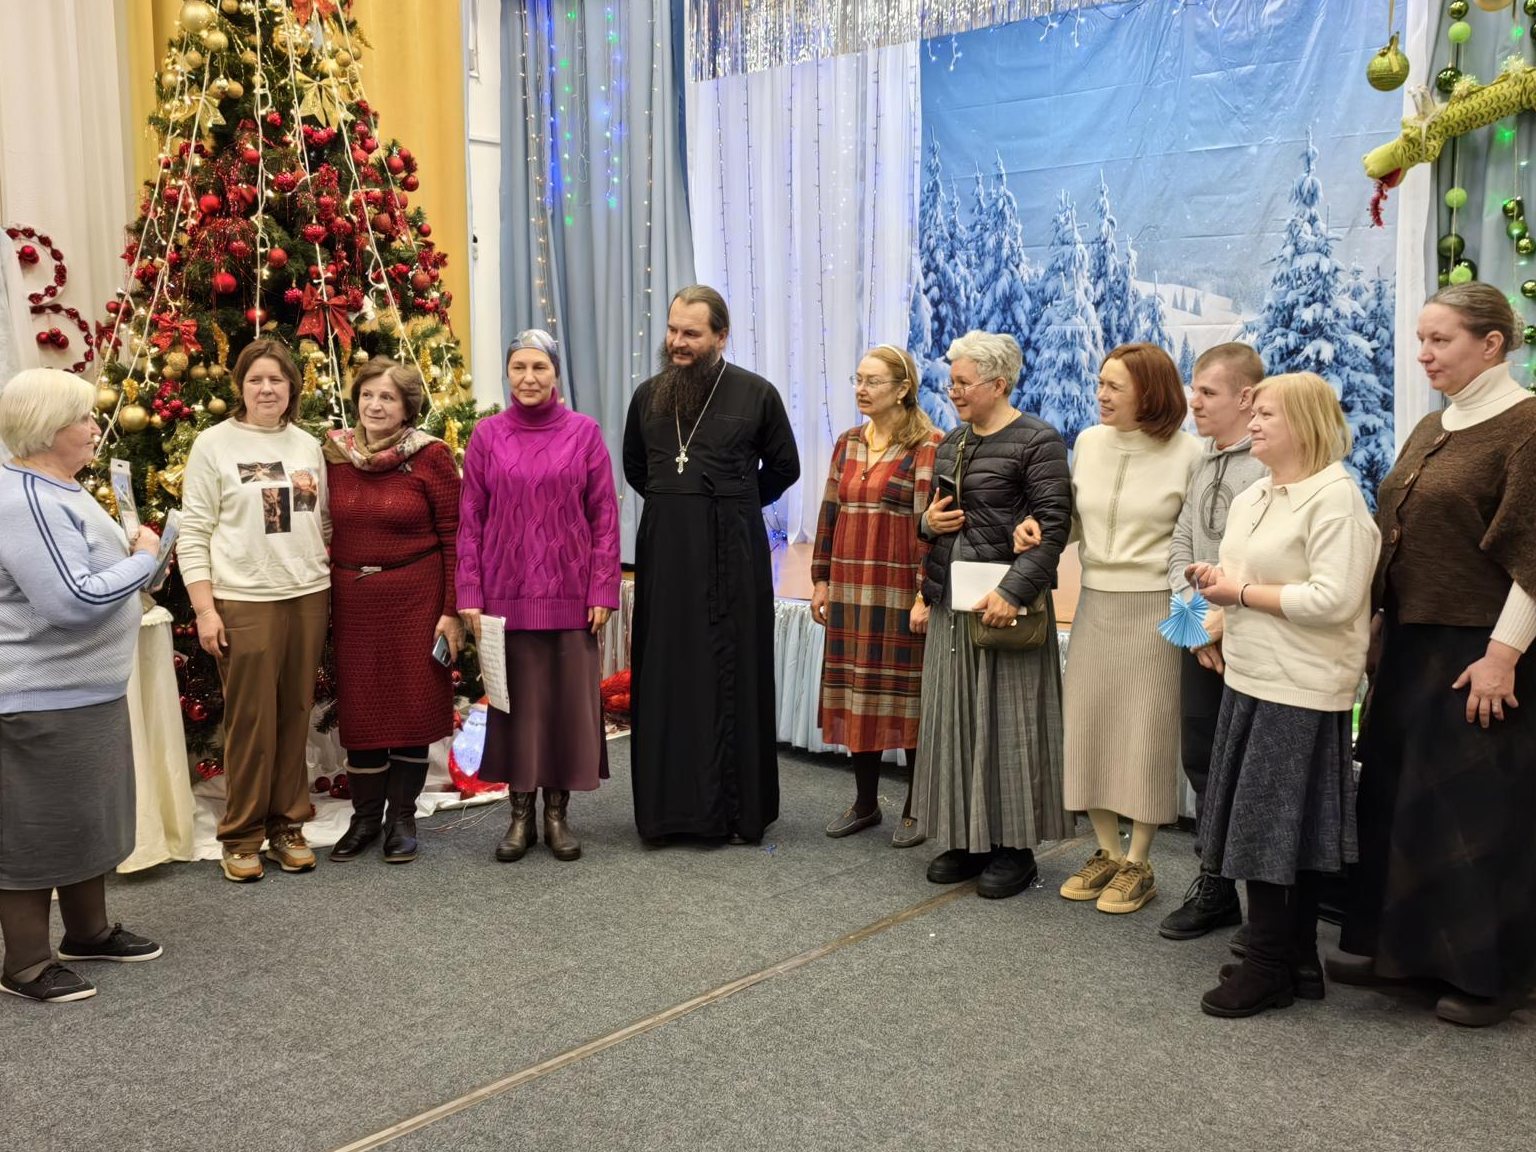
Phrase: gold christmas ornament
[
  {"left": 224, "top": 80, "right": 243, "bottom": 99},
  {"left": 336, "top": 50, "right": 353, "bottom": 67},
  {"left": 1367, "top": 33, "right": 1410, "bottom": 92},
  {"left": 95, "top": 484, "right": 118, "bottom": 515},
  {"left": 212, "top": 77, "right": 230, "bottom": 98},
  {"left": 157, "top": 464, "right": 185, "bottom": 499},
  {"left": 240, "top": 49, "right": 258, "bottom": 66},
  {"left": 182, "top": 49, "right": 206, "bottom": 69},
  {"left": 123, "top": 377, "right": 141, "bottom": 403},
  {"left": 221, "top": 0, "right": 241, "bottom": 12},
  {"left": 118, "top": 404, "right": 151, "bottom": 433},
  {"left": 179, "top": 1, "right": 217, "bottom": 33},
  {"left": 207, "top": 396, "right": 228, "bottom": 416},
  {"left": 190, "top": 365, "right": 209, "bottom": 381},
  {"left": 150, "top": 414, "right": 166, "bottom": 430},
  {"left": 164, "top": 351, "right": 190, "bottom": 376},
  {"left": 96, "top": 386, "right": 120, "bottom": 413},
  {"left": 202, "top": 29, "right": 229, "bottom": 52},
  {"left": 353, "top": 348, "right": 369, "bottom": 363}
]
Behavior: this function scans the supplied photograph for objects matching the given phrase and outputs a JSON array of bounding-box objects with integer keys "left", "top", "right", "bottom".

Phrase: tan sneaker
[
  {"left": 1097, "top": 859, "right": 1157, "bottom": 914},
  {"left": 265, "top": 827, "right": 317, "bottom": 873},
  {"left": 1059, "top": 849, "right": 1123, "bottom": 901},
  {"left": 221, "top": 849, "right": 263, "bottom": 883}
]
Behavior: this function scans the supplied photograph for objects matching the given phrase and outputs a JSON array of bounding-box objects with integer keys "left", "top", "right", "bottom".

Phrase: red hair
[{"left": 1104, "top": 343, "right": 1186, "bottom": 442}]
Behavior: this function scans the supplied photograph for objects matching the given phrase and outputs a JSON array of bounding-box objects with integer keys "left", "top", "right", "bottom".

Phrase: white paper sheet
[
  {"left": 948, "top": 560, "right": 1014, "bottom": 612},
  {"left": 479, "top": 614, "right": 511, "bottom": 712}
]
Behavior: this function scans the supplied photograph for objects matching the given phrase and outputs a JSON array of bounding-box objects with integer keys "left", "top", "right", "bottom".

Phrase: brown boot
[
  {"left": 494, "top": 792, "right": 537, "bottom": 862},
  {"left": 543, "top": 788, "right": 581, "bottom": 861}
]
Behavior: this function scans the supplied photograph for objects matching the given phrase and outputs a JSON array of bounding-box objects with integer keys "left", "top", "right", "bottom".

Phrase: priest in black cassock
[{"left": 623, "top": 285, "right": 800, "bottom": 843}]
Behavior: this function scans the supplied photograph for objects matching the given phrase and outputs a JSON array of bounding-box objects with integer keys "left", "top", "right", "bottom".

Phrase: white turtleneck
[{"left": 1442, "top": 363, "right": 1535, "bottom": 652}]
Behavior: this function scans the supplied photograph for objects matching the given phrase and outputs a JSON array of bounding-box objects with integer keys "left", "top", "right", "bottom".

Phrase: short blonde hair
[
  {"left": 947, "top": 330, "right": 1023, "bottom": 388},
  {"left": 0, "top": 369, "right": 97, "bottom": 458},
  {"left": 1251, "top": 372, "right": 1352, "bottom": 477}
]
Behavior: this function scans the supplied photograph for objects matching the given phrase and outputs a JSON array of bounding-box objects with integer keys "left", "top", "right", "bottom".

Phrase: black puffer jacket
[{"left": 921, "top": 414, "right": 1073, "bottom": 609}]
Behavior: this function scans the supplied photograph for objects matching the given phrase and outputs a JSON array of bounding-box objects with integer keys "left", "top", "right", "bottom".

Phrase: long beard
[{"left": 650, "top": 343, "right": 722, "bottom": 424}]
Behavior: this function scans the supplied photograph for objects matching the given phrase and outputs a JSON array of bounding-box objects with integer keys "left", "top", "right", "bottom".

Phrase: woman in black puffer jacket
[{"left": 911, "top": 330, "right": 1074, "bottom": 900}]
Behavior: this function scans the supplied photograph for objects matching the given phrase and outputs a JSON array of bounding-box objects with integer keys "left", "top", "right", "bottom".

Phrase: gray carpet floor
[{"left": 2, "top": 741, "right": 1531, "bottom": 1152}]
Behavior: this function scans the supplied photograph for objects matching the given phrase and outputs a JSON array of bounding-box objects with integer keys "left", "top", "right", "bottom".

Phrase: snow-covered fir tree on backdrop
[
  {"left": 1028, "top": 192, "right": 1104, "bottom": 445},
  {"left": 1178, "top": 335, "right": 1196, "bottom": 383},
  {"left": 914, "top": 134, "right": 968, "bottom": 429},
  {"left": 973, "top": 156, "right": 1033, "bottom": 407},
  {"left": 1244, "top": 134, "right": 1394, "bottom": 508},
  {"left": 1089, "top": 171, "right": 1141, "bottom": 354}
]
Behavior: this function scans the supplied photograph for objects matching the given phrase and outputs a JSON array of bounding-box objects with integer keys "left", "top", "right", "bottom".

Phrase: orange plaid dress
[{"left": 811, "top": 427, "right": 939, "bottom": 753}]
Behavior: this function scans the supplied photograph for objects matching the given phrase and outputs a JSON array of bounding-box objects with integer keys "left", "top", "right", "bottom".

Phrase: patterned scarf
[{"left": 323, "top": 425, "right": 441, "bottom": 472}]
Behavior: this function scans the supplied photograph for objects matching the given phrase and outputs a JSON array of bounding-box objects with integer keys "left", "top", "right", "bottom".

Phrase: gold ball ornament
[
  {"left": 150, "top": 415, "right": 166, "bottom": 430},
  {"left": 240, "top": 49, "right": 257, "bottom": 66},
  {"left": 207, "top": 396, "right": 228, "bottom": 416},
  {"left": 182, "top": 49, "right": 206, "bottom": 69},
  {"left": 190, "top": 364, "right": 209, "bottom": 381},
  {"left": 164, "top": 351, "right": 190, "bottom": 376},
  {"left": 179, "top": 1, "right": 217, "bottom": 33},
  {"left": 95, "top": 483, "right": 116, "bottom": 509},
  {"left": 224, "top": 80, "right": 243, "bottom": 99},
  {"left": 335, "top": 50, "right": 353, "bottom": 67},
  {"left": 221, "top": 0, "right": 240, "bottom": 12},
  {"left": 202, "top": 28, "right": 229, "bottom": 51},
  {"left": 96, "top": 386, "right": 120, "bottom": 413},
  {"left": 319, "top": 57, "right": 342, "bottom": 78},
  {"left": 212, "top": 77, "right": 230, "bottom": 97},
  {"left": 353, "top": 348, "right": 370, "bottom": 363},
  {"left": 1366, "top": 34, "right": 1410, "bottom": 92},
  {"left": 118, "top": 404, "right": 151, "bottom": 433}
]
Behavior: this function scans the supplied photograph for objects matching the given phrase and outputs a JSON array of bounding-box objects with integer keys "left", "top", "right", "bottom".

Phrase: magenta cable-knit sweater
[{"left": 456, "top": 395, "right": 621, "bottom": 631}]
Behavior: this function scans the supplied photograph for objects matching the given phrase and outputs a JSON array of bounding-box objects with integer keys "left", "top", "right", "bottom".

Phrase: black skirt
[
  {"left": 1200, "top": 688, "right": 1356, "bottom": 887},
  {"left": 1342, "top": 618, "right": 1534, "bottom": 999}
]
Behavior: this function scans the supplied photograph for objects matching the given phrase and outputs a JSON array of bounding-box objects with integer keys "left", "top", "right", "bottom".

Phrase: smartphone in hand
[
  {"left": 933, "top": 473, "right": 959, "bottom": 506},
  {"left": 431, "top": 634, "right": 452, "bottom": 667}
]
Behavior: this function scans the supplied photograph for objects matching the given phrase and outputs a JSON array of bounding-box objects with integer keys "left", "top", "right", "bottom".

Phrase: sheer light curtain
[
  {"left": 685, "top": 42, "right": 921, "bottom": 542},
  {"left": 501, "top": 0, "right": 696, "bottom": 557}
]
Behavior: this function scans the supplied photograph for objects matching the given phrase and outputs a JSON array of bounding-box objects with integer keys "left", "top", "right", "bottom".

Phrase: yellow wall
[{"left": 125, "top": 0, "right": 471, "bottom": 349}]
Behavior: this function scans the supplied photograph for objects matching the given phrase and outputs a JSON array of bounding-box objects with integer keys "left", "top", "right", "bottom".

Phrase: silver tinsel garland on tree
[{"left": 686, "top": 0, "right": 1124, "bottom": 80}]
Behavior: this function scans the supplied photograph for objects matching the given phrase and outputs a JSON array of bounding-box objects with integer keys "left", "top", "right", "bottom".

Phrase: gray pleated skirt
[
  {"left": 0, "top": 696, "right": 135, "bottom": 889},
  {"left": 1062, "top": 588, "right": 1182, "bottom": 824},
  {"left": 912, "top": 603, "right": 1070, "bottom": 852},
  {"left": 1201, "top": 687, "right": 1357, "bottom": 886}
]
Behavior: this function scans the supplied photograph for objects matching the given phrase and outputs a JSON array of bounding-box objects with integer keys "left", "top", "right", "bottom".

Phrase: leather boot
[
  {"left": 495, "top": 792, "right": 537, "bottom": 862},
  {"left": 383, "top": 758, "right": 429, "bottom": 864},
  {"left": 1201, "top": 880, "right": 1295, "bottom": 1018},
  {"left": 329, "top": 770, "right": 387, "bottom": 861},
  {"left": 543, "top": 788, "right": 581, "bottom": 861}
]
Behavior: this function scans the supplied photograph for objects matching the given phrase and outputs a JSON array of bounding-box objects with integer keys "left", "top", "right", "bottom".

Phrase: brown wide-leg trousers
[{"left": 214, "top": 590, "right": 330, "bottom": 853}]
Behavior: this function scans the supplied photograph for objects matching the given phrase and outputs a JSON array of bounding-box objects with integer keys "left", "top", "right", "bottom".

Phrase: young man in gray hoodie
[{"left": 1159, "top": 343, "right": 1269, "bottom": 941}]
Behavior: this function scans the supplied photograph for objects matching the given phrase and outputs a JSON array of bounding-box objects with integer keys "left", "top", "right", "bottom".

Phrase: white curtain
[
  {"left": 1394, "top": 0, "right": 1433, "bottom": 445},
  {"left": 686, "top": 42, "right": 920, "bottom": 543},
  {"left": 0, "top": 0, "right": 136, "bottom": 380}
]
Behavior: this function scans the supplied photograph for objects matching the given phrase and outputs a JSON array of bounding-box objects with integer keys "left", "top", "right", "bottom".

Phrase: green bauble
[
  {"left": 1519, "top": 235, "right": 1536, "bottom": 256},
  {"left": 1504, "top": 197, "right": 1525, "bottom": 218},
  {"left": 1525, "top": 325, "right": 1536, "bottom": 346},
  {"left": 1367, "top": 35, "right": 1412, "bottom": 91},
  {"left": 1436, "top": 65, "right": 1463, "bottom": 93},
  {"left": 1445, "top": 186, "right": 1470, "bottom": 209},
  {"left": 1449, "top": 261, "right": 1476, "bottom": 285},
  {"left": 1448, "top": 20, "right": 1472, "bottom": 43},
  {"left": 1438, "top": 270, "right": 1453, "bottom": 287},
  {"left": 1521, "top": 280, "right": 1536, "bottom": 299},
  {"left": 1511, "top": 219, "right": 1530, "bottom": 241},
  {"left": 1526, "top": 0, "right": 1536, "bottom": 17},
  {"left": 1449, "top": 0, "right": 1469, "bottom": 14},
  {"left": 1437, "top": 232, "right": 1466, "bottom": 259}
]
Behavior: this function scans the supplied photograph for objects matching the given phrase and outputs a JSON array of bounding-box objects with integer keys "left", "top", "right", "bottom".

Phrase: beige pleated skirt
[{"left": 1062, "top": 587, "right": 1182, "bottom": 825}]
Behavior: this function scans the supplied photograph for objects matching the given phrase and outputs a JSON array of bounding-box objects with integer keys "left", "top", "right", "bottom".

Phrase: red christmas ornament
[
  {"left": 399, "top": 147, "right": 413, "bottom": 164},
  {"left": 245, "top": 306, "right": 267, "bottom": 325},
  {"left": 316, "top": 194, "right": 336, "bottom": 218},
  {"left": 387, "top": 154, "right": 405, "bottom": 175},
  {"left": 162, "top": 185, "right": 182, "bottom": 204},
  {"left": 274, "top": 172, "right": 299, "bottom": 193},
  {"left": 266, "top": 111, "right": 283, "bottom": 127},
  {"left": 410, "top": 270, "right": 432, "bottom": 292},
  {"left": 418, "top": 223, "right": 432, "bottom": 238},
  {"left": 301, "top": 222, "right": 328, "bottom": 243},
  {"left": 328, "top": 216, "right": 354, "bottom": 238},
  {"left": 312, "top": 776, "right": 331, "bottom": 793},
  {"left": 198, "top": 193, "right": 222, "bottom": 215},
  {"left": 401, "top": 175, "right": 419, "bottom": 192},
  {"left": 351, "top": 146, "right": 369, "bottom": 165},
  {"left": 35, "top": 331, "right": 50, "bottom": 346},
  {"left": 211, "top": 271, "right": 238, "bottom": 294},
  {"left": 283, "top": 287, "right": 303, "bottom": 305},
  {"left": 190, "top": 703, "right": 208, "bottom": 722},
  {"left": 371, "top": 212, "right": 393, "bottom": 233},
  {"left": 362, "top": 136, "right": 378, "bottom": 153},
  {"left": 17, "top": 244, "right": 39, "bottom": 264},
  {"left": 229, "top": 240, "right": 251, "bottom": 259},
  {"left": 266, "top": 247, "right": 288, "bottom": 268},
  {"left": 241, "top": 146, "right": 261, "bottom": 165}
]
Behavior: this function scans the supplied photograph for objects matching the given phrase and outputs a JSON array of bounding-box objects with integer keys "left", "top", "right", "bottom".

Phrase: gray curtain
[
  {"left": 1421, "top": 7, "right": 1536, "bottom": 387},
  {"left": 501, "top": 0, "right": 696, "bottom": 558}
]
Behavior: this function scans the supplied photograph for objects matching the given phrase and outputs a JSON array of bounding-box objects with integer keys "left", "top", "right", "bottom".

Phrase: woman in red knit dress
[
  {"left": 811, "top": 344, "right": 939, "bottom": 847},
  {"left": 324, "top": 358, "right": 462, "bottom": 864}
]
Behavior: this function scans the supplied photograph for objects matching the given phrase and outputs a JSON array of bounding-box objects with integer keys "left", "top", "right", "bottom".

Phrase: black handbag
[{"left": 953, "top": 427, "right": 1050, "bottom": 651}]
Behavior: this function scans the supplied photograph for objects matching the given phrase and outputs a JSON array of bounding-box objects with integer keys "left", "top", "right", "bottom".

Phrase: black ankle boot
[
  {"left": 383, "top": 758, "right": 429, "bottom": 864},
  {"left": 1201, "top": 880, "right": 1295, "bottom": 1018},
  {"left": 1158, "top": 870, "right": 1242, "bottom": 940},
  {"left": 329, "top": 770, "right": 387, "bottom": 861}
]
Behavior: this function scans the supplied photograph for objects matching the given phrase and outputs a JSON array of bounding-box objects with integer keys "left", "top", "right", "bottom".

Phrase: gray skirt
[
  {"left": 1062, "top": 587, "right": 1182, "bottom": 824},
  {"left": 0, "top": 697, "right": 135, "bottom": 889},
  {"left": 1200, "top": 687, "right": 1357, "bottom": 886},
  {"left": 911, "top": 603, "right": 1070, "bottom": 852}
]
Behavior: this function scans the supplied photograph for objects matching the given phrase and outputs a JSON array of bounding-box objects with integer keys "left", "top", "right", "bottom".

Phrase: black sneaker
[
  {"left": 925, "top": 848, "right": 992, "bottom": 884},
  {"left": 1, "top": 963, "right": 96, "bottom": 1003},
  {"left": 1157, "top": 871, "right": 1242, "bottom": 940},
  {"left": 976, "top": 848, "right": 1039, "bottom": 899},
  {"left": 57, "top": 923, "right": 163, "bottom": 963}
]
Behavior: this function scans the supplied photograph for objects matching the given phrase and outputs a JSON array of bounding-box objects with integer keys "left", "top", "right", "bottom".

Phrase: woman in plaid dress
[{"left": 811, "top": 345, "right": 939, "bottom": 847}]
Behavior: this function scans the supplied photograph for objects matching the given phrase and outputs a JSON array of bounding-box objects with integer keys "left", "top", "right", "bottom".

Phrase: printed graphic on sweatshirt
[
  {"left": 290, "top": 469, "right": 318, "bottom": 512},
  {"left": 262, "top": 486, "right": 291, "bottom": 534},
  {"left": 238, "top": 461, "right": 287, "bottom": 484}
]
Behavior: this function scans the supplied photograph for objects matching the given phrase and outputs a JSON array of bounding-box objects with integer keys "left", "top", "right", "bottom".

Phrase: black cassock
[{"left": 622, "top": 363, "right": 800, "bottom": 840}]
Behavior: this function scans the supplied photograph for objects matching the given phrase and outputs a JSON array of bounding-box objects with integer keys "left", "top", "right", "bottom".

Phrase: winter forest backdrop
[{"left": 910, "top": 0, "right": 1402, "bottom": 503}]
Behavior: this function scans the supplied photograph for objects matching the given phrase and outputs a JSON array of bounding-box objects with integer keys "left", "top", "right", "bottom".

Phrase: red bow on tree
[
  {"left": 150, "top": 312, "right": 202, "bottom": 354},
  {"left": 296, "top": 283, "right": 355, "bottom": 353},
  {"left": 292, "top": 0, "right": 344, "bottom": 24}
]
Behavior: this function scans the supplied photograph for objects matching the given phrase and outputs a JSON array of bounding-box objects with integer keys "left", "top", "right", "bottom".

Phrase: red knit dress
[{"left": 327, "top": 441, "right": 460, "bottom": 750}]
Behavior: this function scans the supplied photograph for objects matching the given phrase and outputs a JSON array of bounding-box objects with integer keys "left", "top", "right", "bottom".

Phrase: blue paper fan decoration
[{"left": 1158, "top": 588, "right": 1211, "bottom": 649}]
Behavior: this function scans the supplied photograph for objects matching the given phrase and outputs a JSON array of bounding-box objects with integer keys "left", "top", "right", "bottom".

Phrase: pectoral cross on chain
[{"left": 675, "top": 447, "right": 688, "bottom": 474}]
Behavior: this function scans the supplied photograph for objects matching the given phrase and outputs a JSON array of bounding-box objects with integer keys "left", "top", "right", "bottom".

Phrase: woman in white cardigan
[{"left": 1187, "top": 372, "right": 1379, "bottom": 1018}]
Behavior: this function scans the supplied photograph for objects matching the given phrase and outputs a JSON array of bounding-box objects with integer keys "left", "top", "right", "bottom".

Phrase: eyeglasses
[
  {"left": 947, "top": 377, "right": 999, "bottom": 395},
  {"left": 849, "top": 374, "right": 898, "bottom": 389}
]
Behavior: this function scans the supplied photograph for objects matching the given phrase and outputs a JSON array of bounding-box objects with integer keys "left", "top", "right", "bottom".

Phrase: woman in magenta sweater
[{"left": 457, "top": 330, "right": 621, "bottom": 863}]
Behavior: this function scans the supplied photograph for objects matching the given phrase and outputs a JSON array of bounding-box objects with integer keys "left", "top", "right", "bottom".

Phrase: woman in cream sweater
[
  {"left": 1052, "top": 344, "right": 1201, "bottom": 914},
  {"left": 1187, "top": 373, "right": 1378, "bottom": 1017}
]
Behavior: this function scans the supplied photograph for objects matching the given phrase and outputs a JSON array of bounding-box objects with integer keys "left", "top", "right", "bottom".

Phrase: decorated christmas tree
[{"left": 85, "top": 0, "right": 485, "bottom": 761}]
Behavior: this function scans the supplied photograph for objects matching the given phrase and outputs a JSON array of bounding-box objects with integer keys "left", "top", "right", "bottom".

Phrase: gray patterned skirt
[
  {"left": 1200, "top": 687, "right": 1357, "bottom": 886},
  {"left": 911, "top": 603, "right": 1070, "bottom": 852}
]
